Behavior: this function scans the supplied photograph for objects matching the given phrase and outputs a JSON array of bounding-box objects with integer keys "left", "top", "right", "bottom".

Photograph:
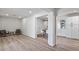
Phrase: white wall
[
  {"left": 57, "top": 16, "right": 79, "bottom": 39},
  {"left": 22, "top": 16, "right": 36, "bottom": 38},
  {"left": 35, "top": 11, "right": 49, "bottom": 38},
  {"left": 36, "top": 20, "right": 48, "bottom": 34},
  {"left": 43, "top": 21, "right": 48, "bottom": 29},
  {"left": 36, "top": 19, "right": 44, "bottom": 34},
  {"left": 22, "top": 11, "right": 49, "bottom": 38},
  {"left": 0, "top": 17, "right": 22, "bottom": 32}
]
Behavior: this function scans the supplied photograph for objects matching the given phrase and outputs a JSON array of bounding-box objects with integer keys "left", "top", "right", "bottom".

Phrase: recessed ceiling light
[
  {"left": 29, "top": 10, "right": 32, "bottom": 14},
  {"left": 18, "top": 16, "right": 22, "bottom": 18},
  {"left": 5, "top": 14, "right": 9, "bottom": 16},
  {"left": 73, "top": 10, "right": 78, "bottom": 12}
]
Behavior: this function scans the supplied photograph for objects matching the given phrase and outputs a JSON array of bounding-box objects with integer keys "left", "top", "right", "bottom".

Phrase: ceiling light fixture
[
  {"left": 18, "top": 16, "right": 22, "bottom": 18},
  {"left": 73, "top": 10, "right": 78, "bottom": 12},
  {"left": 29, "top": 10, "right": 32, "bottom": 14},
  {"left": 5, "top": 14, "right": 9, "bottom": 16}
]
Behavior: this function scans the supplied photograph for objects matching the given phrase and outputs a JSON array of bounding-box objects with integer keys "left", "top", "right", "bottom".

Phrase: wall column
[{"left": 48, "top": 11, "right": 56, "bottom": 46}]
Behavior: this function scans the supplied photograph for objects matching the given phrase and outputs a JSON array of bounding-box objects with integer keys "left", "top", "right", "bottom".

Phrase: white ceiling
[
  {"left": 0, "top": 8, "right": 53, "bottom": 19},
  {"left": 58, "top": 8, "right": 79, "bottom": 16}
]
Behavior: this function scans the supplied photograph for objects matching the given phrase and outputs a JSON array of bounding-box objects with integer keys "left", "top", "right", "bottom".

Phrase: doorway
[{"left": 36, "top": 15, "right": 48, "bottom": 39}]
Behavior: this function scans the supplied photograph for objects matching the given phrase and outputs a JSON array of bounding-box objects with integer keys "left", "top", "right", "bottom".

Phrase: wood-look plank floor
[{"left": 0, "top": 35, "right": 79, "bottom": 51}]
